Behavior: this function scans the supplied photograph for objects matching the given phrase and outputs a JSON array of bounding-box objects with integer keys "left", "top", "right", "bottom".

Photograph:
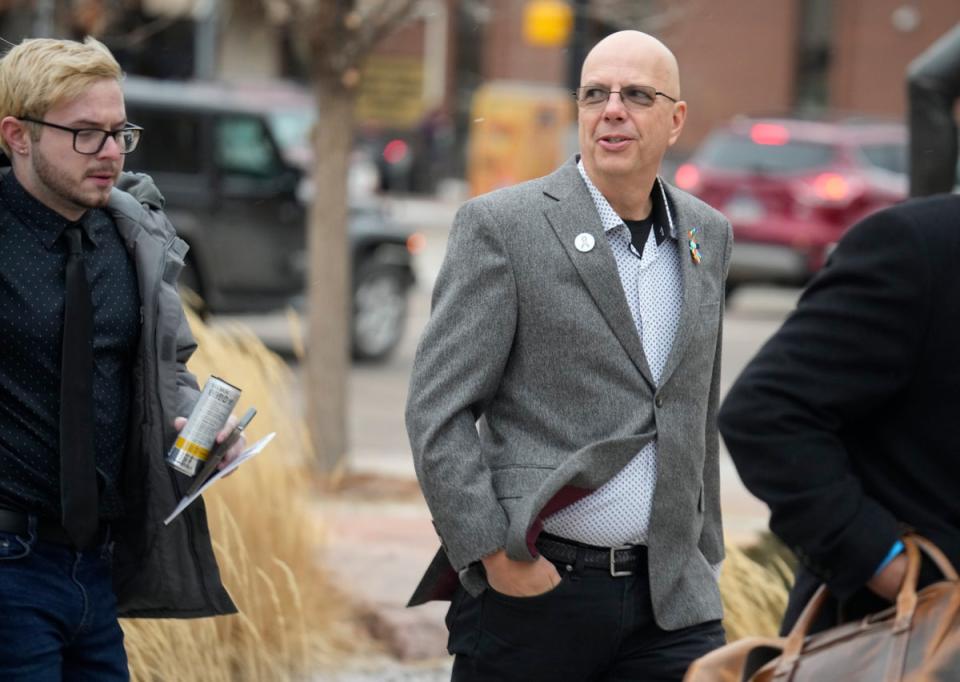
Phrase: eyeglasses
[
  {"left": 573, "top": 85, "right": 678, "bottom": 110},
  {"left": 18, "top": 117, "right": 143, "bottom": 155}
]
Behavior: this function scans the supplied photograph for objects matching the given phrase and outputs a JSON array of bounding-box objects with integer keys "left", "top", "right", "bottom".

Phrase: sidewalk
[{"left": 317, "top": 489, "right": 449, "bottom": 662}]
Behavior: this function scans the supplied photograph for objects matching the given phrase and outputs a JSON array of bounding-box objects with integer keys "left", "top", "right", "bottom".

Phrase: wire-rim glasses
[
  {"left": 573, "top": 85, "right": 678, "bottom": 110},
  {"left": 17, "top": 117, "right": 143, "bottom": 155}
]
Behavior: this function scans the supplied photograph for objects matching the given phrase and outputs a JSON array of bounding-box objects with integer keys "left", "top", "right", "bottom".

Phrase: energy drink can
[{"left": 166, "top": 375, "right": 241, "bottom": 476}]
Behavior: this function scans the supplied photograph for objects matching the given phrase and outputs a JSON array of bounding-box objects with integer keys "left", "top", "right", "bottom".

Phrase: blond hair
[{"left": 0, "top": 37, "right": 122, "bottom": 155}]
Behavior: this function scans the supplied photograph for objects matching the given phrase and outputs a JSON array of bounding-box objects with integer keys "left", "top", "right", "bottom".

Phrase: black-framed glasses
[
  {"left": 573, "top": 85, "right": 678, "bottom": 110},
  {"left": 17, "top": 117, "right": 143, "bottom": 155}
]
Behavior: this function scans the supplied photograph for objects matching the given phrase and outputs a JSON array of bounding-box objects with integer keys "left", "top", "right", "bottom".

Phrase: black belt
[
  {"left": 536, "top": 532, "right": 647, "bottom": 577},
  {"left": 0, "top": 507, "right": 107, "bottom": 549}
]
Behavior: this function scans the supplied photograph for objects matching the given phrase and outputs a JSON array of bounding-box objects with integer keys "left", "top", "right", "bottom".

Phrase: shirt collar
[
  {"left": 0, "top": 170, "right": 101, "bottom": 249},
  {"left": 576, "top": 157, "right": 677, "bottom": 240}
]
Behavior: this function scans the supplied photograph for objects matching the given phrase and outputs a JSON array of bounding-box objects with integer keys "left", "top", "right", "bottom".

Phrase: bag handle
[
  {"left": 773, "top": 534, "right": 958, "bottom": 678},
  {"left": 909, "top": 534, "right": 959, "bottom": 581}
]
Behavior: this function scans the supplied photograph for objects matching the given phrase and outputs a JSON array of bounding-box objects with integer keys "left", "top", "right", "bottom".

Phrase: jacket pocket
[
  {"left": 491, "top": 466, "right": 551, "bottom": 501},
  {"left": 698, "top": 300, "right": 721, "bottom": 335},
  {"left": 0, "top": 531, "right": 32, "bottom": 561},
  {"left": 486, "top": 574, "right": 569, "bottom": 602}
]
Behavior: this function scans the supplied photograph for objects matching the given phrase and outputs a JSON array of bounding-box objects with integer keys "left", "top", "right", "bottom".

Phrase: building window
[{"left": 794, "top": 0, "right": 834, "bottom": 112}]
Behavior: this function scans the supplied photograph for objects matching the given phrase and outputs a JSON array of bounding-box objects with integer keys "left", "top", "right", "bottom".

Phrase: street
[{"left": 211, "top": 195, "right": 803, "bottom": 676}]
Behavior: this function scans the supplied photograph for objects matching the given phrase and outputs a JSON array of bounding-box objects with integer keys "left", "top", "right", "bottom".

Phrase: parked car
[
  {"left": 121, "top": 76, "right": 416, "bottom": 361},
  {"left": 673, "top": 116, "right": 908, "bottom": 292}
]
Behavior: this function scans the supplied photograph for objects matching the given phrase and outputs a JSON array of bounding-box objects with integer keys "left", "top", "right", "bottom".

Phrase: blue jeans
[{"left": 0, "top": 519, "right": 128, "bottom": 681}]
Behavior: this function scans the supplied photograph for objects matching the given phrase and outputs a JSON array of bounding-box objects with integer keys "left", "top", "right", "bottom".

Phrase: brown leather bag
[{"left": 684, "top": 535, "right": 960, "bottom": 682}]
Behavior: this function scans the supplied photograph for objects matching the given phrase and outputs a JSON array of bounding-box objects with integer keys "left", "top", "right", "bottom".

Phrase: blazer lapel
[
  {"left": 657, "top": 184, "right": 704, "bottom": 386},
  {"left": 541, "top": 162, "right": 656, "bottom": 387}
]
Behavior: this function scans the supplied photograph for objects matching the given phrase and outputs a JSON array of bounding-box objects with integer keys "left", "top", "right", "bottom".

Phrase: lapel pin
[
  {"left": 688, "top": 228, "right": 702, "bottom": 265},
  {"left": 575, "top": 233, "right": 595, "bottom": 253}
]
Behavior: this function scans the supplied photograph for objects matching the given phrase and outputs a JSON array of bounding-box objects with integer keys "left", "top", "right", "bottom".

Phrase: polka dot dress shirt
[
  {"left": 543, "top": 161, "right": 683, "bottom": 547},
  {"left": 0, "top": 171, "right": 140, "bottom": 520}
]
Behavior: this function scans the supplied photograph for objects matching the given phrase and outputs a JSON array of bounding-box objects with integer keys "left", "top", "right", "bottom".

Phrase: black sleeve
[{"left": 718, "top": 206, "right": 931, "bottom": 600}]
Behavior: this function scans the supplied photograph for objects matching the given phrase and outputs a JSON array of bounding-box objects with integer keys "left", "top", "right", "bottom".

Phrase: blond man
[{"left": 0, "top": 38, "right": 239, "bottom": 680}]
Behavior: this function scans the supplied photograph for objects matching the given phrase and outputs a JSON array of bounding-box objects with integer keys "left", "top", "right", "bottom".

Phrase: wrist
[
  {"left": 874, "top": 540, "right": 905, "bottom": 576},
  {"left": 480, "top": 548, "right": 508, "bottom": 569}
]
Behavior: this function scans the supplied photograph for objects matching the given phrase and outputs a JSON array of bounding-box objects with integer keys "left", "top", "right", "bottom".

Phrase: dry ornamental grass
[
  {"left": 719, "top": 542, "right": 793, "bottom": 641},
  {"left": 121, "top": 309, "right": 368, "bottom": 681},
  {"left": 119, "top": 306, "right": 791, "bottom": 679}
]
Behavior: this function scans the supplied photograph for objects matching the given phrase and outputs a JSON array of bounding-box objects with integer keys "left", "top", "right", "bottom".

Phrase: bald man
[{"left": 406, "top": 31, "right": 733, "bottom": 681}]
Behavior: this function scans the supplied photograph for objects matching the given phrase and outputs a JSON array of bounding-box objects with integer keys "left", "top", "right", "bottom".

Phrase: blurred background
[
  {"left": 8, "top": 0, "right": 959, "bottom": 196},
  {"left": 4, "top": 1, "right": 959, "bottom": 679},
  {"left": 7, "top": 0, "right": 958, "bottom": 330}
]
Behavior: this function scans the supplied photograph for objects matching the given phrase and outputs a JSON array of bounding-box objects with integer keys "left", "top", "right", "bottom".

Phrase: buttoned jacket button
[{"left": 655, "top": 396, "right": 664, "bottom": 408}]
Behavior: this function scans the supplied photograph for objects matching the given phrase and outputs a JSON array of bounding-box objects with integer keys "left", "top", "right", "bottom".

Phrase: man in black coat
[{"left": 718, "top": 194, "right": 960, "bottom": 632}]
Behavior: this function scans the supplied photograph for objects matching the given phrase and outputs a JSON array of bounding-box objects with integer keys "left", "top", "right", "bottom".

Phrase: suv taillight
[
  {"left": 795, "top": 172, "right": 863, "bottom": 207},
  {"left": 749, "top": 123, "right": 790, "bottom": 145}
]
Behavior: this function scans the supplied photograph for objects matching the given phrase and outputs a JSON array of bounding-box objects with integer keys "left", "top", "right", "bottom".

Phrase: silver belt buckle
[{"left": 609, "top": 545, "right": 633, "bottom": 577}]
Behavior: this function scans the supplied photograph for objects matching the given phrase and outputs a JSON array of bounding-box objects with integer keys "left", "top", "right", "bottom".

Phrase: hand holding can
[{"left": 166, "top": 376, "right": 241, "bottom": 476}]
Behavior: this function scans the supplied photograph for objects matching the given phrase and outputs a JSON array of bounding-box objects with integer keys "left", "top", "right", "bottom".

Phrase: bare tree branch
[
  {"left": 586, "top": 0, "right": 703, "bottom": 33},
  {"left": 353, "top": 0, "right": 421, "bottom": 56},
  {"left": 248, "top": 0, "right": 421, "bottom": 83},
  {"left": 103, "top": 15, "right": 179, "bottom": 49},
  {"left": 315, "top": 0, "right": 421, "bottom": 78}
]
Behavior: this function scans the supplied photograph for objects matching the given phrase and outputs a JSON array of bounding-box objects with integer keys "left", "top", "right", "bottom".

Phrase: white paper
[{"left": 163, "top": 432, "right": 276, "bottom": 525}]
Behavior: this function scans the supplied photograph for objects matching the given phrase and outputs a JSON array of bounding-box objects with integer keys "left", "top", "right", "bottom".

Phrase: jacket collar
[
  {"left": 540, "top": 156, "right": 707, "bottom": 388},
  {"left": 575, "top": 157, "right": 678, "bottom": 240}
]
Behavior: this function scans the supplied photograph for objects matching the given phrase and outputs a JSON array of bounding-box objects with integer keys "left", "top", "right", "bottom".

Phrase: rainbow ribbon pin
[{"left": 688, "top": 228, "right": 702, "bottom": 264}]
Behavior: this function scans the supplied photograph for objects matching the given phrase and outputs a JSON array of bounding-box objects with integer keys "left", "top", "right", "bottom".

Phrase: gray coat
[
  {"left": 405, "top": 157, "right": 732, "bottom": 630},
  {"left": 107, "top": 173, "right": 235, "bottom": 618}
]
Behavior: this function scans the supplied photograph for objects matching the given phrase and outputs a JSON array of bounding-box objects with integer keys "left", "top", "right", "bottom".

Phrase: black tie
[{"left": 60, "top": 226, "right": 98, "bottom": 548}]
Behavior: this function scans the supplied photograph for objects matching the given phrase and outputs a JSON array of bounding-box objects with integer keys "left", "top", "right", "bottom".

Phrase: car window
[
  {"left": 697, "top": 132, "right": 835, "bottom": 173},
  {"left": 124, "top": 108, "right": 203, "bottom": 174},
  {"left": 858, "top": 143, "right": 907, "bottom": 175},
  {"left": 268, "top": 109, "right": 314, "bottom": 151},
  {"left": 215, "top": 116, "right": 281, "bottom": 178}
]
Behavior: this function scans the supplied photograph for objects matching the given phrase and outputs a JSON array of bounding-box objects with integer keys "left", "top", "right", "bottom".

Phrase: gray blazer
[{"left": 405, "top": 156, "right": 733, "bottom": 630}]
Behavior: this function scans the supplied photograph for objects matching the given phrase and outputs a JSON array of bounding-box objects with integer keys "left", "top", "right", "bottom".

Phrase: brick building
[
  {"left": 453, "top": 0, "right": 960, "bottom": 155},
  {"left": 663, "top": 0, "right": 960, "bottom": 153},
  {"left": 6, "top": 0, "right": 954, "bottom": 175},
  {"left": 365, "top": 0, "right": 958, "bottom": 189}
]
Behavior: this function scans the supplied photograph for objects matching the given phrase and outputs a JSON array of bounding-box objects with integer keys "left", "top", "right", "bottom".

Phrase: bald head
[
  {"left": 576, "top": 30, "right": 687, "bottom": 218},
  {"left": 581, "top": 31, "right": 681, "bottom": 97}
]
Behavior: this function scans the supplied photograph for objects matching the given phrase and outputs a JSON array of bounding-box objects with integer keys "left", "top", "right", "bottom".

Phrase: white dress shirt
[{"left": 543, "top": 161, "right": 683, "bottom": 547}]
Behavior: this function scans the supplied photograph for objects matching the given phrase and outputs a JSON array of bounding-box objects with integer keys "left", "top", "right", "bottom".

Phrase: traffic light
[{"left": 523, "top": 0, "right": 573, "bottom": 48}]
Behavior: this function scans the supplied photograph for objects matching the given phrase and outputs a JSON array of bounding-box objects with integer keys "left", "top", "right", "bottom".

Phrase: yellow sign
[
  {"left": 523, "top": 0, "right": 573, "bottom": 47},
  {"left": 357, "top": 55, "right": 425, "bottom": 129},
  {"left": 467, "top": 81, "right": 575, "bottom": 197}
]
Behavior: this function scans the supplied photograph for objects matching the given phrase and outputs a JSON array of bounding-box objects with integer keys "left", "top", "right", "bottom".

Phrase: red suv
[{"left": 674, "top": 117, "right": 907, "bottom": 291}]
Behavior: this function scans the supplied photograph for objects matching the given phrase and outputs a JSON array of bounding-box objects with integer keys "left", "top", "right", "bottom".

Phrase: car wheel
[{"left": 351, "top": 262, "right": 408, "bottom": 362}]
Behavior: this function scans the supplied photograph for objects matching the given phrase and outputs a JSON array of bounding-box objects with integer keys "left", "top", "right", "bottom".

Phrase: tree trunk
[{"left": 306, "top": 76, "right": 356, "bottom": 474}]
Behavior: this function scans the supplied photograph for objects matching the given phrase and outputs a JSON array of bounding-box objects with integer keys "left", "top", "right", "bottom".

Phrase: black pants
[{"left": 445, "top": 554, "right": 725, "bottom": 682}]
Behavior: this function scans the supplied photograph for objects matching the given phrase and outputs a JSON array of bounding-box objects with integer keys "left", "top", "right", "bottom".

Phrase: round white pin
[{"left": 575, "top": 233, "right": 595, "bottom": 253}]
